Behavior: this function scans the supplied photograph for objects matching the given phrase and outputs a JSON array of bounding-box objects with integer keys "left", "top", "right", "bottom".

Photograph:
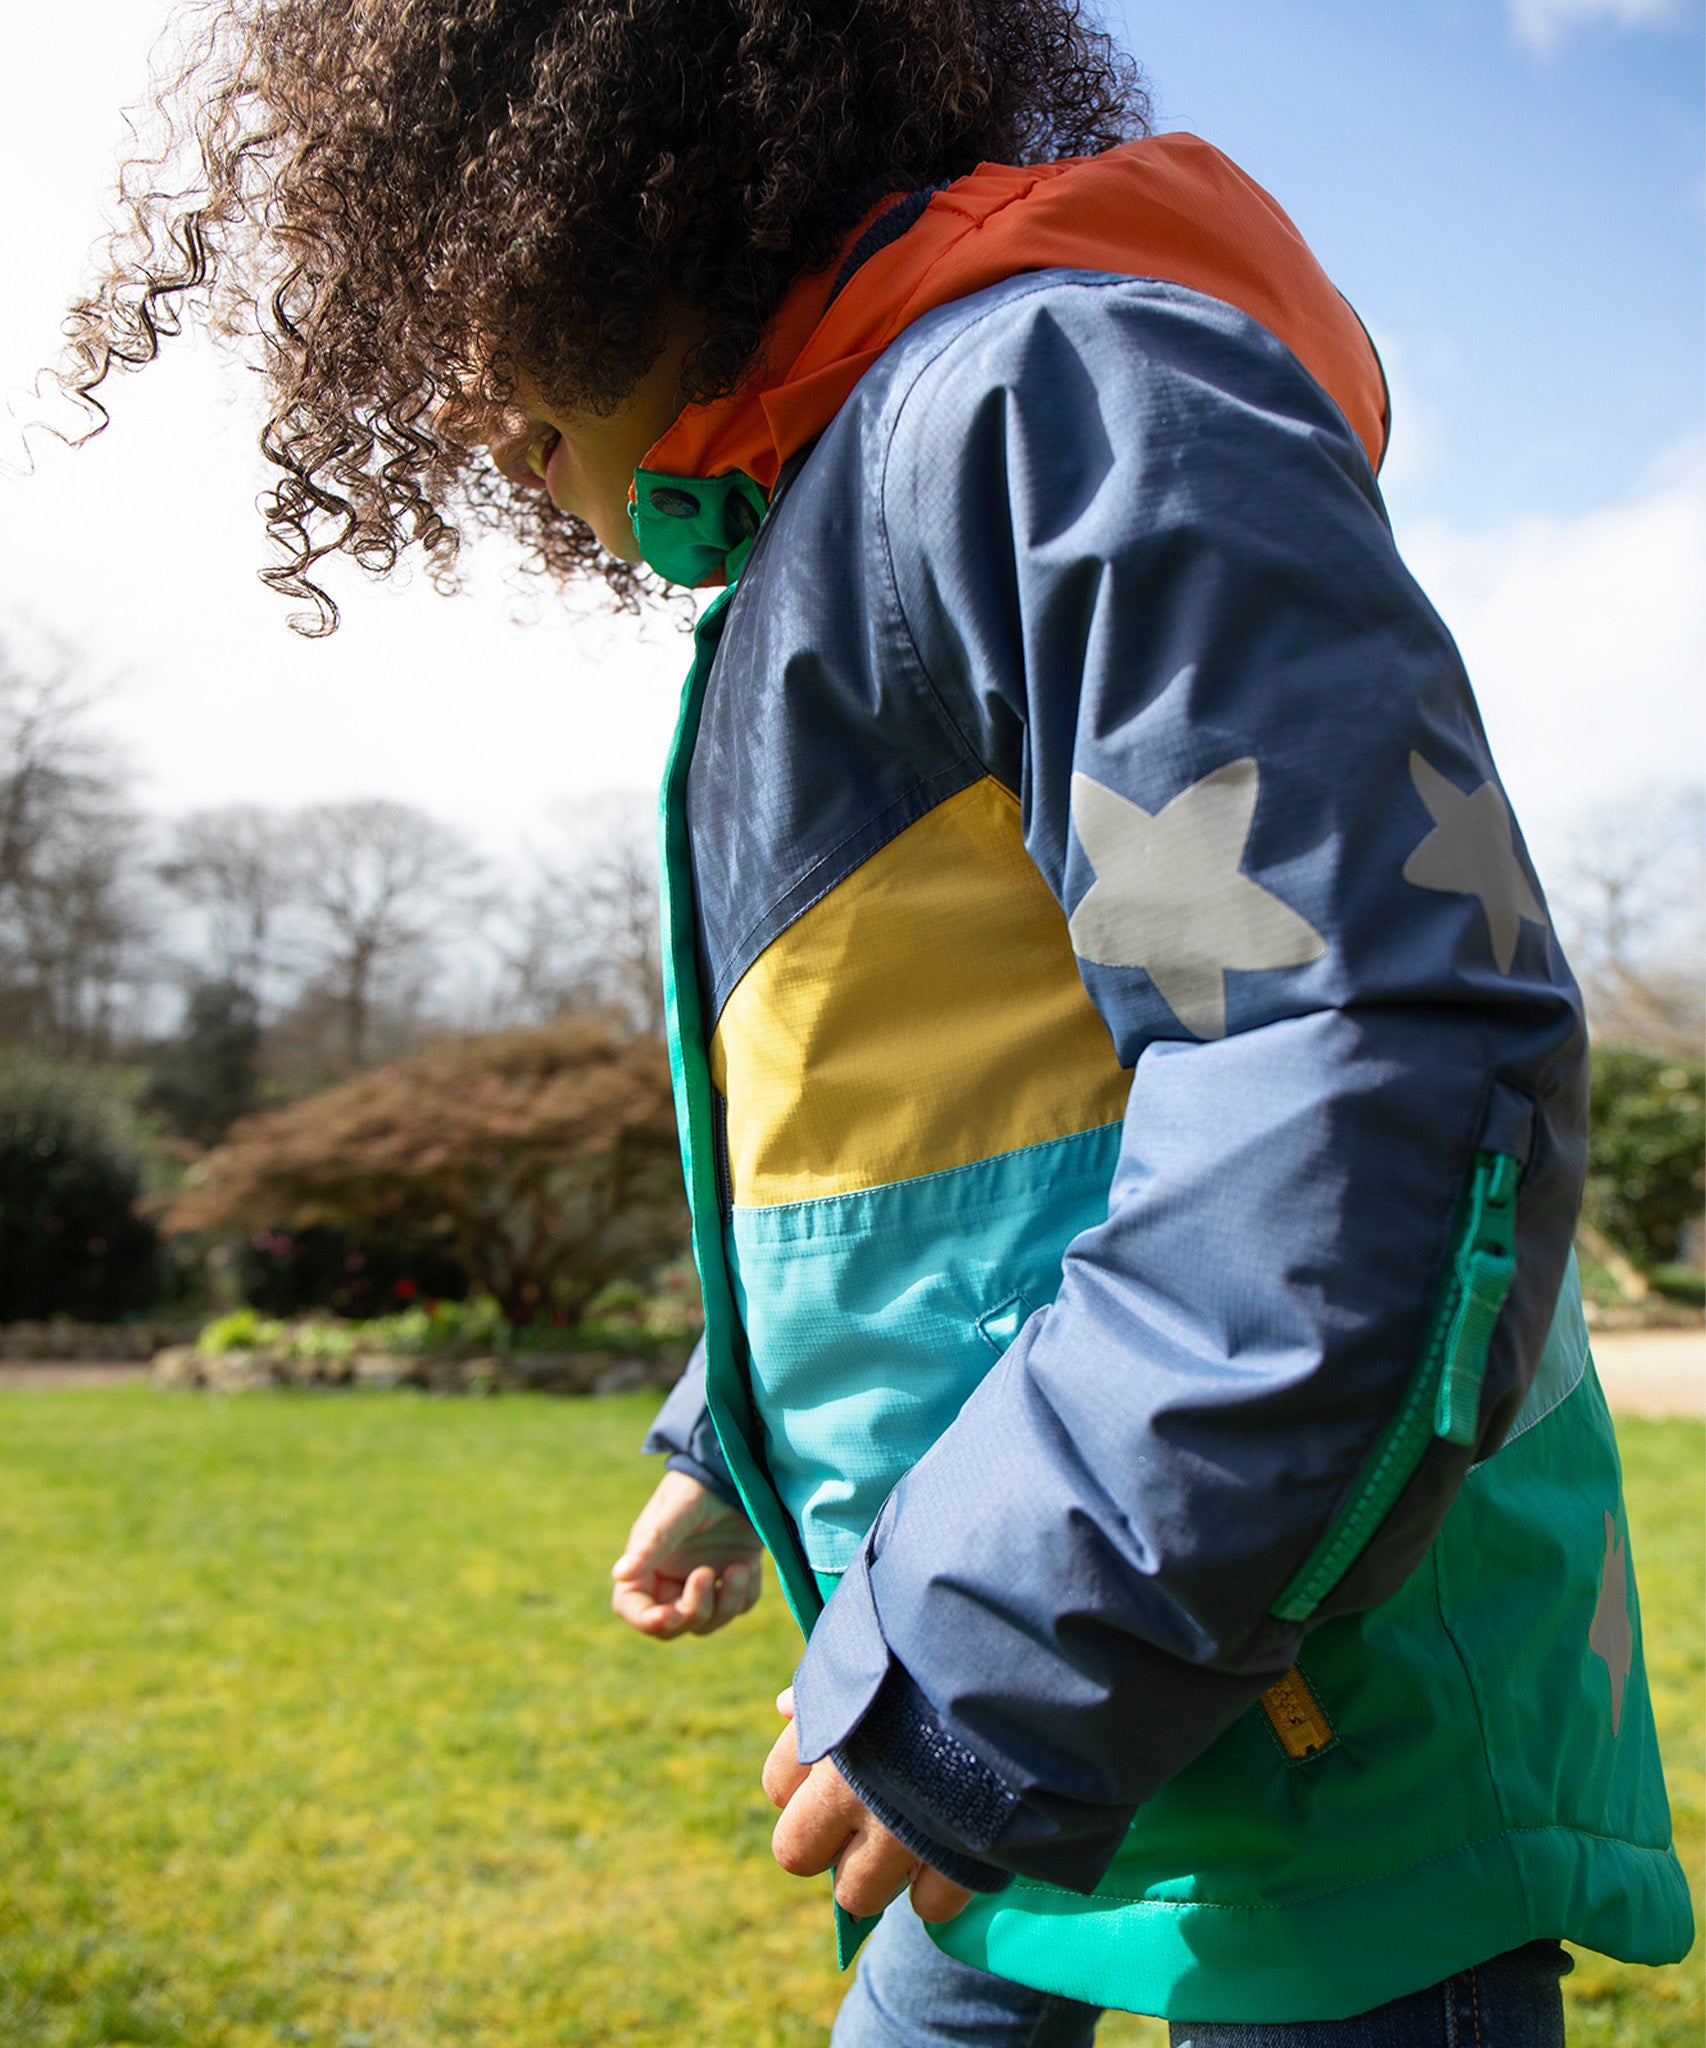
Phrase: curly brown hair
[{"left": 56, "top": 0, "right": 1147, "bottom": 632}]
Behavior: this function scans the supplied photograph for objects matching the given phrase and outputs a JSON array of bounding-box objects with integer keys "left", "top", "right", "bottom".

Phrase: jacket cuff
[
  {"left": 835, "top": 1661, "right": 1018, "bottom": 1885},
  {"left": 833, "top": 1741, "right": 1013, "bottom": 1894},
  {"left": 794, "top": 1546, "right": 1019, "bottom": 1885},
  {"left": 640, "top": 1340, "right": 710, "bottom": 1457},
  {"left": 663, "top": 1451, "right": 743, "bottom": 1511},
  {"left": 799, "top": 1516, "right": 1141, "bottom": 1896},
  {"left": 642, "top": 1342, "right": 741, "bottom": 1508},
  {"left": 792, "top": 1546, "right": 894, "bottom": 1764}
]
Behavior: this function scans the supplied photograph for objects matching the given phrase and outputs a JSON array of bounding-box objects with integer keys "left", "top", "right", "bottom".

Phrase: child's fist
[
  {"left": 609, "top": 1470, "right": 763, "bottom": 1638},
  {"left": 762, "top": 1690, "right": 974, "bottom": 1923}
]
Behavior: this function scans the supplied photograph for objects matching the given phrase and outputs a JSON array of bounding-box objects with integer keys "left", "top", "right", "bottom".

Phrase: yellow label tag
[{"left": 1260, "top": 1666, "right": 1336, "bottom": 1762}]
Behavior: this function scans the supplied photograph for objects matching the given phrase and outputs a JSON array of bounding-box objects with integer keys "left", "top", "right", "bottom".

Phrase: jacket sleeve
[
  {"left": 789, "top": 276, "right": 1588, "bottom": 1892},
  {"left": 641, "top": 1340, "right": 743, "bottom": 1508}
]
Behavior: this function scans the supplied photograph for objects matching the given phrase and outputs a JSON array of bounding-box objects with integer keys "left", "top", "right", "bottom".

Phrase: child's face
[{"left": 480, "top": 316, "right": 703, "bottom": 564}]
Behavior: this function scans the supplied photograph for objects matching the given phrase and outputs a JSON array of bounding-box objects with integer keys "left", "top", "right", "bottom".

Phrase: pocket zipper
[
  {"left": 1269, "top": 1148, "right": 1521, "bottom": 1625},
  {"left": 1432, "top": 1151, "right": 1519, "bottom": 1446}
]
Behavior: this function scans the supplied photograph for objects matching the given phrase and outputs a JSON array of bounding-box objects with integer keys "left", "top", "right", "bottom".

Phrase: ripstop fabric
[{"left": 633, "top": 135, "right": 1693, "bottom": 2021}]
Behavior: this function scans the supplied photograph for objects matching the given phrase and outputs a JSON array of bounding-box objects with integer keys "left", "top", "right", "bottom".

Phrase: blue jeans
[{"left": 831, "top": 1896, "right": 1572, "bottom": 2048}]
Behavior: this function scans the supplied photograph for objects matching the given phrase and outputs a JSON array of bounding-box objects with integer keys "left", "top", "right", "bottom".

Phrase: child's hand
[
  {"left": 610, "top": 1470, "right": 764, "bottom": 1638},
  {"left": 761, "top": 1689, "right": 975, "bottom": 1923}
]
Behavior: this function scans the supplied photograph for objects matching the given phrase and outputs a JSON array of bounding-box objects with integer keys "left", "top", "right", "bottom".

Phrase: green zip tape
[
  {"left": 1270, "top": 1148, "right": 1521, "bottom": 1623},
  {"left": 655, "top": 583, "right": 822, "bottom": 1637}
]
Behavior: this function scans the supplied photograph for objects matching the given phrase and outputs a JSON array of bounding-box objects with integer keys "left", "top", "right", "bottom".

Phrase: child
[{"left": 65, "top": 4, "right": 1692, "bottom": 2041}]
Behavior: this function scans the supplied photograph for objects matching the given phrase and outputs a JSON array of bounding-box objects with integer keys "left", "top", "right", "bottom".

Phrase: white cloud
[
  {"left": 1510, "top": 0, "right": 1690, "bottom": 56},
  {"left": 1395, "top": 442, "right": 1705, "bottom": 865}
]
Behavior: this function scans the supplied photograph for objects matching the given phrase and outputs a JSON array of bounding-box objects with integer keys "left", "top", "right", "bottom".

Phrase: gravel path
[
  {"left": 0, "top": 1362, "right": 155, "bottom": 1390},
  {"left": 1589, "top": 1328, "right": 1705, "bottom": 1420}
]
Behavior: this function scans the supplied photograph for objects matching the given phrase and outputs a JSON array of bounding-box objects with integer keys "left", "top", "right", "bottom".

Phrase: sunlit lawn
[{"left": 0, "top": 1388, "right": 1697, "bottom": 2047}]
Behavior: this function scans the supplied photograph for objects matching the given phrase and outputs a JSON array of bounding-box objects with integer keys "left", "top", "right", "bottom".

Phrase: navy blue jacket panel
[{"left": 664, "top": 273, "right": 1586, "bottom": 1891}]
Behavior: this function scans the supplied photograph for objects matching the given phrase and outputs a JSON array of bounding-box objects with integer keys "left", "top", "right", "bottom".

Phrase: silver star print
[
  {"left": 1401, "top": 752, "right": 1546, "bottom": 973},
  {"left": 1588, "top": 1508, "right": 1633, "bottom": 1738},
  {"left": 1068, "top": 759, "right": 1326, "bottom": 1040}
]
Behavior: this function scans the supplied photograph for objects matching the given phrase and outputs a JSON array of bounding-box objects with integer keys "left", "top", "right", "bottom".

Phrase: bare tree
[
  {"left": 0, "top": 624, "right": 672, "bottom": 1073},
  {"left": 0, "top": 632, "right": 154, "bottom": 1054},
  {"left": 1548, "top": 786, "right": 1705, "bottom": 1058},
  {"left": 493, "top": 886, "right": 602, "bottom": 1024},
  {"left": 581, "top": 817, "right": 666, "bottom": 1036},
  {"left": 499, "top": 793, "right": 663, "bottom": 1035},
  {"left": 159, "top": 804, "right": 305, "bottom": 1008},
  {"left": 289, "top": 799, "right": 487, "bottom": 1069}
]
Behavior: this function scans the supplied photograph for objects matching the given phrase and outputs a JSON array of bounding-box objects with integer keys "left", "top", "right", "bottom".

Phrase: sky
[{"left": 0, "top": 0, "right": 1700, "bottom": 877}]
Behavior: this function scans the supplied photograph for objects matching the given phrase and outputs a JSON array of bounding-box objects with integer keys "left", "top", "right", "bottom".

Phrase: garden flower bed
[{"left": 150, "top": 1293, "right": 695, "bottom": 1396}]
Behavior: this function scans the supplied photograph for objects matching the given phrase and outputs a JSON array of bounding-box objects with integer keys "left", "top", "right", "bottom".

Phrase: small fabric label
[{"left": 1259, "top": 1666, "right": 1337, "bottom": 1764}]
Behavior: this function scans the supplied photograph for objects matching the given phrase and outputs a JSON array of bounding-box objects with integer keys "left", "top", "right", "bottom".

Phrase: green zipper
[
  {"left": 642, "top": 466, "right": 862, "bottom": 1960},
  {"left": 1270, "top": 1148, "right": 1520, "bottom": 1625},
  {"left": 1432, "top": 1152, "right": 1521, "bottom": 1446},
  {"left": 655, "top": 573, "right": 823, "bottom": 1639}
]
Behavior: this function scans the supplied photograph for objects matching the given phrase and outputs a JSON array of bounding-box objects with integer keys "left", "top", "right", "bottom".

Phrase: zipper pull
[{"left": 1434, "top": 1150, "right": 1521, "bottom": 1447}]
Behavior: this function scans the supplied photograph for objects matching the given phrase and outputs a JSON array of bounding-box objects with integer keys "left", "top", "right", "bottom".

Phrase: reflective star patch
[
  {"left": 1068, "top": 759, "right": 1326, "bottom": 1041},
  {"left": 1588, "top": 1508, "right": 1633, "bottom": 1738},
  {"left": 1401, "top": 752, "right": 1547, "bottom": 973}
]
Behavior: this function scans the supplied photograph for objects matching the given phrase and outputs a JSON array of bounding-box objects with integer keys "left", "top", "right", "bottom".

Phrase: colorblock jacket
[{"left": 637, "top": 135, "right": 1693, "bottom": 2021}]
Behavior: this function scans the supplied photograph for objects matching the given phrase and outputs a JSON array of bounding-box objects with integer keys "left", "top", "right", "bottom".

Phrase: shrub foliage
[
  {"left": 238, "top": 1221, "right": 471, "bottom": 1319},
  {"left": 143, "top": 979, "right": 260, "bottom": 1145},
  {"left": 1585, "top": 1046, "right": 1705, "bottom": 1271},
  {"left": 0, "top": 1057, "right": 160, "bottom": 1319}
]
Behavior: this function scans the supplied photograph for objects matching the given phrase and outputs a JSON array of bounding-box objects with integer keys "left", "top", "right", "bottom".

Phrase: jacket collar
[
  {"left": 630, "top": 134, "right": 1391, "bottom": 587},
  {"left": 627, "top": 194, "right": 889, "bottom": 587}
]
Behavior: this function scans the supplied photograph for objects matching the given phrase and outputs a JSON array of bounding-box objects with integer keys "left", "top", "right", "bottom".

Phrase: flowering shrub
[
  {"left": 196, "top": 1308, "right": 289, "bottom": 1355},
  {"left": 191, "top": 1282, "right": 697, "bottom": 1365}
]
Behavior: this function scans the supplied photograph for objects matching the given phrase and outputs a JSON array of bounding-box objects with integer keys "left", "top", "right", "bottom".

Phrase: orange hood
[{"left": 645, "top": 132, "right": 1389, "bottom": 499}]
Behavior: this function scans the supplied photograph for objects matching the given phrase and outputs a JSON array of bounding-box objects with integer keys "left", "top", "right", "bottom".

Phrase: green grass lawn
[{"left": 0, "top": 1389, "right": 1697, "bottom": 2048}]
